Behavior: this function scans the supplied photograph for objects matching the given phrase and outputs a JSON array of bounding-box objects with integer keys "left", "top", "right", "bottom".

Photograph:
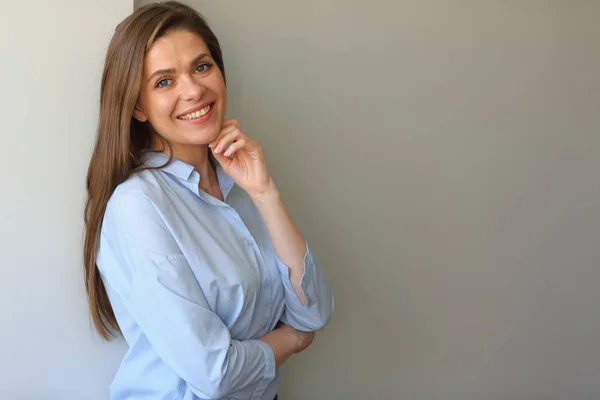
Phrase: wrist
[{"left": 250, "top": 179, "right": 280, "bottom": 205}]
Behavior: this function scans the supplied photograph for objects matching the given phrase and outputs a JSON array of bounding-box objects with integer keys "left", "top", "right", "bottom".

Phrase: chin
[{"left": 180, "top": 127, "right": 219, "bottom": 145}]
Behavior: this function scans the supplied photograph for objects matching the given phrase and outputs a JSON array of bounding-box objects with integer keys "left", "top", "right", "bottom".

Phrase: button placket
[{"left": 226, "top": 208, "right": 251, "bottom": 237}]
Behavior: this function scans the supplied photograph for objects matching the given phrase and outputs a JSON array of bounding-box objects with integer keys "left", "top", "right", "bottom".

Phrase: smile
[{"left": 177, "top": 103, "right": 213, "bottom": 120}]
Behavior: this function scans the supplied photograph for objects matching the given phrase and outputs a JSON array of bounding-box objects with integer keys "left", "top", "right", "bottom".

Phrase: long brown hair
[{"left": 84, "top": 1, "right": 226, "bottom": 340}]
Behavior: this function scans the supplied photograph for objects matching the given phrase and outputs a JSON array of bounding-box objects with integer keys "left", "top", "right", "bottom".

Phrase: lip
[
  {"left": 177, "top": 101, "right": 215, "bottom": 119},
  {"left": 178, "top": 102, "right": 215, "bottom": 125}
]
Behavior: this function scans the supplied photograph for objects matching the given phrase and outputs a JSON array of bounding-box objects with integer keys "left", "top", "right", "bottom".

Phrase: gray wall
[
  {"left": 0, "top": 1, "right": 131, "bottom": 398},
  {"left": 137, "top": 1, "right": 600, "bottom": 399}
]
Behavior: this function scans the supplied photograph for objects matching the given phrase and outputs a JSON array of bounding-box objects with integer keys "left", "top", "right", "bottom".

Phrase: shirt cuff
[
  {"left": 275, "top": 242, "right": 316, "bottom": 308},
  {"left": 249, "top": 339, "right": 276, "bottom": 400}
]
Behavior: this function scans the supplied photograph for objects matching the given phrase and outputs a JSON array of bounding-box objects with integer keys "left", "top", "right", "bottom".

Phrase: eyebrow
[{"left": 146, "top": 53, "right": 210, "bottom": 84}]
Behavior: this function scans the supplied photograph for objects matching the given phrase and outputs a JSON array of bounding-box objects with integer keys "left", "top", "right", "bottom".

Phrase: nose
[{"left": 180, "top": 75, "right": 206, "bottom": 102}]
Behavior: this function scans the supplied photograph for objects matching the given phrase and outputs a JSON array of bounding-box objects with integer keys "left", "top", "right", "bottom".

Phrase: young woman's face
[{"left": 135, "top": 29, "right": 226, "bottom": 153}]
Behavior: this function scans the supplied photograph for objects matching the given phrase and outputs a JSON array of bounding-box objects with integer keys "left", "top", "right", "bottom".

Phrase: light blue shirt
[{"left": 97, "top": 151, "right": 334, "bottom": 400}]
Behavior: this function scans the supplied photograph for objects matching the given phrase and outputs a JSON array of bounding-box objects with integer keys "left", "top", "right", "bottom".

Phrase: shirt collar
[
  {"left": 142, "top": 151, "right": 195, "bottom": 181},
  {"left": 142, "top": 151, "right": 235, "bottom": 200}
]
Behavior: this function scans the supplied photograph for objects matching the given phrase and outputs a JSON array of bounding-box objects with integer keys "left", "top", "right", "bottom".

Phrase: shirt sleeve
[
  {"left": 275, "top": 242, "right": 335, "bottom": 331},
  {"left": 99, "top": 192, "right": 275, "bottom": 400}
]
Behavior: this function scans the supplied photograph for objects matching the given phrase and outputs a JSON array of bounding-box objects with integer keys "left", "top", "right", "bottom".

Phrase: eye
[
  {"left": 155, "top": 78, "right": 172, "bottom": 88},
  {"left": 195, "top": 63, "right": 213, "bottom": 73}
]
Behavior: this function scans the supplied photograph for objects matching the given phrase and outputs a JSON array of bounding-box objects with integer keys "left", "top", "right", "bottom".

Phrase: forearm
[
  {"left": 258, "top": 325, "right": 298, "bottom": 368},
  {"left": 251, "top": 181, "right": 308, "bottom": 305}
]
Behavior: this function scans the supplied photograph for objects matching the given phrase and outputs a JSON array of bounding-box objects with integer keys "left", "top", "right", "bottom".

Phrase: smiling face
[{"left": 134, "top": 29, "right": 227, "bottom": 159}]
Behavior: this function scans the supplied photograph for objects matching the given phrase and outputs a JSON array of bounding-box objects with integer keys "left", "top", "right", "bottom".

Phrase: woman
[{"left": 83, "top": 2, "right": 334, "bottom": 399}]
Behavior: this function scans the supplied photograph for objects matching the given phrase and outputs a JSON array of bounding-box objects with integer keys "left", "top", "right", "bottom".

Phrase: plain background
[
  {"left": 134, "top": 1, "right": 600, "bottom": 399},
  {"left": 0, "top": 1, "right": 131, "bottom": 398},
  {"left": 1, "top": 0, "right": 598, "bottom": 399}
]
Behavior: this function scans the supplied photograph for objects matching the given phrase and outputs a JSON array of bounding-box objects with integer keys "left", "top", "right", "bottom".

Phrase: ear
[{"left": 133, "top": 105, "right": 148, "bottom": 123}]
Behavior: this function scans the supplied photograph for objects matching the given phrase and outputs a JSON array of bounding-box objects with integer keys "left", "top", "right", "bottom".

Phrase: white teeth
[{"left": 179, "top": 104, "right": 211, "bottom": 120}]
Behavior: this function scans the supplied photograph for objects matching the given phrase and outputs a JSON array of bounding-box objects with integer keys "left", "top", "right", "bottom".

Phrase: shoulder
[
  {"left": 112, "top": 168, "right": 164, "bottom": 201},
  {"left": 107, "top": 171, "right": 159, "bottom": 221},
  {"left": 98, "top": 171, "right": 182, "bottom": 282},
  {"left": 102, "top": 170, "right": 176, "bottom": 247}
]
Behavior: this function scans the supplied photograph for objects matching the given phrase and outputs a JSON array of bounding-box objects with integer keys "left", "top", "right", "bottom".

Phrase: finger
[
  {"left": 224, "top": 137, "right": 260, "bottom": 157},
  {"left": 208, "top": 124, "right": 237, "bottom": 148},
  {"left": 223, "top": 138, "right": 247, "bottom": 158},
  {"left": 222, "top": 118, "right": 240, "bottom": 128},
  {"left": 213, "top": 128, "right": 245, "bottom": 154},
  {"left": 211, "top": 148, "right": 233, "bottom": 170}
]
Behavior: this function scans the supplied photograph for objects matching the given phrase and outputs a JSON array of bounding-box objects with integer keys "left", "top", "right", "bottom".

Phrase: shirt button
[
  {"left": 263, "top": 279, "right": 270, "bottom": 286},
  {"left": 245, "top": 238, "right": 254, "bottom": 246}
]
